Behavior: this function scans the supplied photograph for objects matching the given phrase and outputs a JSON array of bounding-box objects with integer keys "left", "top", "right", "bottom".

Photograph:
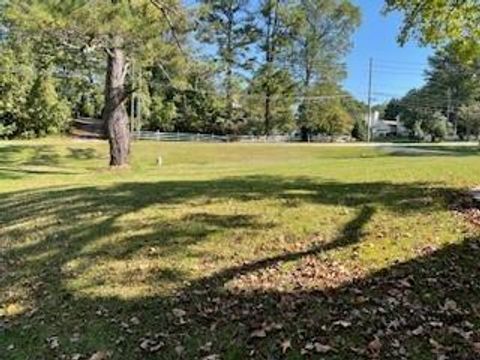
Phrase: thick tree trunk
[{"left": 103, "top": 46, "right": 130, "bottom": 167}]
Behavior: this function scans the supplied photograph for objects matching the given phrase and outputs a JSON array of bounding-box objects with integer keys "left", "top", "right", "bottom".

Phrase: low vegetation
[{"left": 1, "top": 139, "right": 480, "bottom": 359}]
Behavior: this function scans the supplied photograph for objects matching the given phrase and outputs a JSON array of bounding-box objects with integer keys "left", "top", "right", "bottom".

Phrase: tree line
[
  {"left": 382, "top": 45, "right": 480, "bottom": 141},
  {"left": 0, "top": 0, "right": 367, "bottom": 165}
]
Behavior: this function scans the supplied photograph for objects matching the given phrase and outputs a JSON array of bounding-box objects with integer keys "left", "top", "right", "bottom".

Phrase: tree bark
[
  {"left": 225, "top": 5, "right": 234, "bottom": 125},
  {"left": 103, "top": 46, "right": 130, "bottom": 167}
]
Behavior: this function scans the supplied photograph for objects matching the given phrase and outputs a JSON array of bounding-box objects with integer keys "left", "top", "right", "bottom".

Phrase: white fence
[{"left": 131, "top": 131, "right": 301, "bottom": 143}]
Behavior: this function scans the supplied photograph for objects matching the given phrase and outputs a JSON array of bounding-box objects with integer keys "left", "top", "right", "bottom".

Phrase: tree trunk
[
  {"left": 264, "top": 89, "right": 272, "bottom": 136},
  {"left": 226, "top": 6, "right": 234, "bottom": 124},
  {"left": 103, "top": 46, "right": 130, "bottom": 167}
]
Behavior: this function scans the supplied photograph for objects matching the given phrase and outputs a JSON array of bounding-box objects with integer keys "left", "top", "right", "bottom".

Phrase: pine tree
[
  {"left": 4, "top": 0, "right": 186, "bottom": 166},
  {"left": 293, "top": 0, "right": 360, "bottom": 89},
  {"left": 197, "top": 0, "right": 258, "bottom": 125},
  {"left": 255, "top": 0, "right": 298, "bottom": 135},
  {"left": 22, "top": 73, "right": 71, "bottom": 137}
]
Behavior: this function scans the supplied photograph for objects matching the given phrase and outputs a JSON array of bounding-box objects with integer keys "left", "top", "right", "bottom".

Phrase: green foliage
[
  {"left": 383, "top": 98, "right": 402, "bottom": 120},
  {"left": 458, "top": 103, "right": 480, "bottom": 140},
  {"left": 148, "top": 96, "right": 177, "bottom": 131},
  {"left": 425, "top": 111, "right": 448, "bottom": 142},
  {"left": 351, "top": 118, "right": 367, "bottom": 141},
  {"left": 0, "top": 0, "right": 360, "bottom": 139},
  {"left": 293, "top": 0, "right": 361, "bottom": 86},
  {"left": 248, "top": 65, "right": 297, "bottom": 134},
  {"left": 196, "top": 0, "right": 258, "bottom": 121},
  {"left": 0, "top": 41, "right": 34, "bottom": 136},
  {"left": 0, "top": 123, "right": 17, "bottom": 138},
  {"left": 385, "top": 0, "right": 480, "bottom": 60},
  {"left": 392, "top": 45, "right": 480, "bottom": 141},
  {"left": 297, "top": 83, "right": 354, "bottom": 137},
  {"left": 21, "top": 73, "right": 71, "bottom": 137}
]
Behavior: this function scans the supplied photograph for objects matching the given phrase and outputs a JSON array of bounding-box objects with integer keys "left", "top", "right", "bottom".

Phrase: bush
[
  {"left": 351, "top": 118, "right": 368, "bottom": 141},
  {"left": 0, "top": 123, "right": 17, "bottom": 138},
  {"left": 21, "top": 73, "right": 71, "bottom": 136}
]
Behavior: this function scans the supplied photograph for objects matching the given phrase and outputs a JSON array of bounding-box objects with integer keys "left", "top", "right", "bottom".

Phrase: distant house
[{"left": 368, "top": 111, "right": 409, "bottom": 138}]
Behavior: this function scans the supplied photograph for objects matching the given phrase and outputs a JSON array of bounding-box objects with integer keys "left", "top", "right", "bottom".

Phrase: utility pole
[
  {"left": 130, "top": 60, "right": 136, "bottom": 134},
  {"left": 367, "top": 57, "right": 373, "bottom": 142},
  {"left": 137, "top": 65, "right": 142, "bottom": 134}
]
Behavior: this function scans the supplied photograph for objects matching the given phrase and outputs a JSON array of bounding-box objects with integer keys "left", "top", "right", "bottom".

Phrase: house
[{"left": 368, "top": 111, "right": 409, "bottom": 138}]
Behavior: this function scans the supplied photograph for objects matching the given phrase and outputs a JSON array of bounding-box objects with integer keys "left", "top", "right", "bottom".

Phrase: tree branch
[{"left": 150, "top": 0, "right": 186, "bottom": 58}]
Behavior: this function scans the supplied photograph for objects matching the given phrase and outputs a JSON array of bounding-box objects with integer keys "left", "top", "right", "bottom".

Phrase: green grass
[{"left": 1, "top": 138, "right": 480, "bottom": 359}]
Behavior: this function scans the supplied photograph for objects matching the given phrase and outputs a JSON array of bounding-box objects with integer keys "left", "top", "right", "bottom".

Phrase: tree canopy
[{"left": 0, "top": 0, "right": 366, "bottom": 159}]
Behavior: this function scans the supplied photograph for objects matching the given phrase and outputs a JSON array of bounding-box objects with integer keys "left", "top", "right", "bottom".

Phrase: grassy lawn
[{"left": 1, "top": 138, "right": 480, "bottom": 359}]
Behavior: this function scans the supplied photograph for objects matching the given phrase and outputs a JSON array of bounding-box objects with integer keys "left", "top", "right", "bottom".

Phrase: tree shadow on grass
[
  {"left": 0, "top": 175, "right": 473, "bottom": 359},
  {"left": 67, "top": 147, "right": 100, "bottom": 160},
  {"left": 0, "top": 144, "right": 100, "bottom": 179},
  {"left": 382, "top": 145, "right": 480, "bottom": 158}
]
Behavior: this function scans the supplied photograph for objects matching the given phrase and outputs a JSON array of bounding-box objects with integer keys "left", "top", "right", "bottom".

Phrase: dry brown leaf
[
  {"left": 88, "top": 351, "right": 110, "bottom": 360},
  {"left": 333, "top": 320, "right": 352, "bottom": 328},
  {"left": 172, "top": 308, "right": 187, "bottom": 317},
  {"left": 140, "top": 339, "right": 164, "bottom": 353},
  {"left": 47, "top": 336, "right": 60, "bottom": 350},
  {"left": 280, "top": 339, "right": 291, "bottom": 354},
  {"left": 412, "top": 326, "right": 424, "bottom": 336},
  {"left": 175, "top": 345, "right": 185, "bottom": 355},
  {"left": 201, "top": 355, "right": 220, "bottom": 360},
  {"left": 368, "top": 337, "right": 382, "bottom": 355},
  {"left": 250, "top": 328, "right": 267, "bottom": 338},
  {"left": 314, "top": 343, "right": 333, "bottom": 353}
]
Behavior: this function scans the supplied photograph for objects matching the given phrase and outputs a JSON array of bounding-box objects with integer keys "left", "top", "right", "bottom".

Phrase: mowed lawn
[{"left": 1, "top": 139, "right": 480, "bottom": 359}]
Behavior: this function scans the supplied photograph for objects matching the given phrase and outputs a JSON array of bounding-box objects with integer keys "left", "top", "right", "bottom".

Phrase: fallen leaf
[
  {"left": 280, "top": 339, "right": 291, "bottom": 354},
  {"left": 412, "top": 326, "right": 424, "bottom": 336},
  {"left": 443, "top": 299, "right": 458, "bottom": 311},
  {"left": 304, "top": 343, "right": 315, "bottom": 351},
  {"left": 140, "top": 339, "right": 164, "bottom": 353},
  {"left": 88, "top": 351, "right": 110, "bottom": 360},
  {"left": 314, "top": 343, "right": 333, "bottom": 353},
  {"left": 333, "top": 320, "right": 351, "bottom": 328},
  {"left": 172, "top": 308, "right": 187, "bottom": 317},
  {"left": 368, "top": 337, "right": 382, "bottom": 355},
  {"left": 200, "top": 342, "right": 212, "bottom": 352},
  {"left": 250, "top": 328, "right": 267, "bottom": 338},
  {"left": 47, "top": 336, "right": 60, "bottom": 350},
  {"left": 175, "top": 345, "right": 185, "bottom": 355},
  {"left": 201, "top": 355, "right": 220, "bottom": 360},
  {"left": 130, "top": 316, "right": 140, "bottom": 325}
]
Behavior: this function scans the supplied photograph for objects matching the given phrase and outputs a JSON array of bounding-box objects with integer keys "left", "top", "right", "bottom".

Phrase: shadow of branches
[{"left": 1, "top": 175, "right": 473, "bottom": 359}]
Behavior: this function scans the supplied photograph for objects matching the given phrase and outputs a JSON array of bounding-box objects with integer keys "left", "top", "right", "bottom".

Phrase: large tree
[
  {"left": 3, "top": 0, "right": 185, "bottom": 166},
  {"left": 293, "top": 0, "right": 360, "bottom": 89},
  {"left": 196, "top": 0, "right": 257, "bottom": 125},
  {"left": 292, "top": 0, "right": 360, "bottom": 140},
  {"left": 256, "top": 0, "right": 297, "bottom": 135}
]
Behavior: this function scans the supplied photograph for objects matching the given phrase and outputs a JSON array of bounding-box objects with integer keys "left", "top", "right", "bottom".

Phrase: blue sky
[{"left": 344, "top": 0, "right": 433, "bottom": 104}]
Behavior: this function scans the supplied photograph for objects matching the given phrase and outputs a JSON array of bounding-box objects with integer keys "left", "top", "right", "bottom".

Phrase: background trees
[
  {"left": 382, "top": 45, "right": 480, "bottom": 141},
  {"left": 0, "top": 0, "right": 366, "bottom": 156},
  {"left": 196, "top": 0, "right": 257, "bottom": 127}
]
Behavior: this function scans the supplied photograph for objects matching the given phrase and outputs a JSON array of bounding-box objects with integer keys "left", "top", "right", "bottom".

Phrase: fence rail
[{"left": 131, "top": 131, "right": 303, "bottom": 143}]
